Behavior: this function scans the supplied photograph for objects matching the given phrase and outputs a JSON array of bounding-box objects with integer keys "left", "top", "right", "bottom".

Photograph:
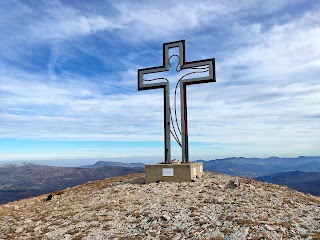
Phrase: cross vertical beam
[{"left": 138, "top": 40, "right": 215, "bottom": 163}]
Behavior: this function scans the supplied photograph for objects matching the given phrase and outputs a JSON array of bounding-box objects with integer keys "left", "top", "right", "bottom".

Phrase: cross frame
[{"left": 138, "top": 40, "right": 215, "bottom": 163}]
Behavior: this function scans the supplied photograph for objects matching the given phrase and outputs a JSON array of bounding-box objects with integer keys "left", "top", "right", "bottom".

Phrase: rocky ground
[{"left": 0, "top": 172, "right": 319, "bottom": 240}]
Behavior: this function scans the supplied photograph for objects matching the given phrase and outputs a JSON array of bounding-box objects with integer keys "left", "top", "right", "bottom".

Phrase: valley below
[
  {"left": 1, "top": 156, "right": 319, "bottom": 204},
  {"left": 0, "top": 162, "right": 144, "bottom": 204}
]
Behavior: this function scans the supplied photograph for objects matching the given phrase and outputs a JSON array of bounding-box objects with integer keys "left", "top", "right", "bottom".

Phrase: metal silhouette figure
[{"left": 138, "top": 40, "right": 215, "bottom": 163}]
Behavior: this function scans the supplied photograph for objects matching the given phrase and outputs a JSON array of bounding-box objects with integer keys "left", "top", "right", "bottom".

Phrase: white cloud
[
  {"left": 27, "top": 1, "right": 120, "bottom": 41},
  {"left": 223, "top": 11, "right": 320, "bottom": 79},
  {"left": 112, "top": 1, "right": 228, "bottom": 42},
  {"left": 0, "top": 0, "right": 319, "bottom": 159},
  {"left": 31, "top": 15, "right": 119, "bottom": 41}
]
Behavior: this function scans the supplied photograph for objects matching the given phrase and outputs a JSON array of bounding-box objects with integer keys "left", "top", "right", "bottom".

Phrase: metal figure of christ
[{"left": 138, "top": 40, "right": 215, "bottom": 163}]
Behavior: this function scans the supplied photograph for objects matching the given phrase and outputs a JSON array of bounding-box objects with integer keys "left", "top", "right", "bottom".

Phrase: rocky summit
[{"left": 0, "top": 172, "right": 319, "bottom": 240}]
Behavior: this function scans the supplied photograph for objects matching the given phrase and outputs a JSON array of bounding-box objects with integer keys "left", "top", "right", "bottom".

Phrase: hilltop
[{"left": 0, "top": 172, "right": 319, "bottom": 239}]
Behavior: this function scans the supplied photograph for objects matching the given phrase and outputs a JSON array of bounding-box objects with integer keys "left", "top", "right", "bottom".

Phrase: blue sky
[{"left": 0, "top": 0, "right": 319, "bottom": 163}]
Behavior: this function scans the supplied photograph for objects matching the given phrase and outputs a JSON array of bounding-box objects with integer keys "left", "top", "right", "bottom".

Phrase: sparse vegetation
[
  {"left": 311, "top": 233, "right": 320, "bottom": 240},
  {"left": 0, "top": 205, "right": 4, "bottom": 219},
  {"left": 234, "top": 218, "right": 256, "bottom": 226}
]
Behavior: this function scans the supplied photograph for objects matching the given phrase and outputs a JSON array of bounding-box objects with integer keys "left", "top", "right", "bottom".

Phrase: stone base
[{"left": 145, "top": 162, "right": 203, "bottom": 184}]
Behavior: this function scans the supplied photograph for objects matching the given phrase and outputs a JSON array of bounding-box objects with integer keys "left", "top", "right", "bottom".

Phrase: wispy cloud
[{"left": 0, "top": 0, "right": 319, "bottom": 160}]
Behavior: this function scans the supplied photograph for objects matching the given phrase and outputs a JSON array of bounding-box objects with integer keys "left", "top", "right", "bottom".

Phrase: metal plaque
[{"left": 162, "top": 168, "right": 174, "bottom": 176}]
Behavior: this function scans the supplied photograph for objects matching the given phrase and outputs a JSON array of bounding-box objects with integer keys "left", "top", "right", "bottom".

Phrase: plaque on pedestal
[{"left": 145, "top": 162, "right": 203, "bottom": 184}]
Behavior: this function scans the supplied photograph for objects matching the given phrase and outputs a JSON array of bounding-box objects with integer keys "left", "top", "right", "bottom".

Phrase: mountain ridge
[
  {"left": 0, "top": 163, "right": 144, "bottom": 204},
  {"left": 79, "top": 161, "right": 145, "bottom": 169},
  {"left": 255, "top": 171, "right": 320, "bottom": 196},
  {"left": 198, "top": 156, "right": 320, "bottom": 177}
]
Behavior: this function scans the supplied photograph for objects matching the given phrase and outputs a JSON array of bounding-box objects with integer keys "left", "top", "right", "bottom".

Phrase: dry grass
[
  {"left": 194, "top": 217, "right": 201, "bottom": 222},
  {"left": 252, "top": 236, "right": 262, "bottom": 240},
  {"left": 72, "top": 233, "right": 87, "bottom": 240},
  {"left": 0, "top": 206, "right": 4, "bottom": 219},
  {"left": 301, "top": 232, "right": 320, "bottom": 240},
  {"left": 234, "top": 218, "right": 256, "bottom": 226},
  {"left": 221, "top": 228, "right": 234, "bottom": 236},
  {"left": 279, "top": 221, "right": 292, "bottom": 229},
  {"left": 64, "top": 227, "right": 80, "bottom": 235},
  {"left": 130, "top": 212, "right": 141, "bottom": 218},
  {"left": 130, "top": 219, "right": 141, "bottom": 224},
  {"left": 198, "top": 220, "right": 210, "bottom": 226}
]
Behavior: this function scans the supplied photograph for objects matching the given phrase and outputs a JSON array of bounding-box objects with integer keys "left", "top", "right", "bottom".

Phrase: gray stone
[
  {"left": 15, "top": 227, "right": 24, "bottom": 233},
  {"left": 161, "top": 213, "right": 171, "bottom": 221},
  {"left": 279, "top": 226, "right": 287, "bottom": 232},
  {"left": 170, "top": 233, "right": 181, "bottom": 240},
  {"left": 212, "top": 196, "right": 224, "bottom": 204},
  {"left": 24, "top": 219, "right": 32, "bottom": 224},
  {"left": 226, "top": 226, "right": 249, "bottom": 240},
  {"left": 295, "top": 224, "right": 308, "bottom": 235},
  {"left": 227, "top": 178, "right": 240, "bottom": 189},
  {"left": 265, "top": 224, "right": 276, "bottom": 231},
  {"left": 63, "top": 234, "right": 71, "bottom": 239},
  {"left": 204, "top": 229, "right": 224, "bottom": 239},
  {"left": 34, "top": 225, "right": 42, "bottom": 232}
]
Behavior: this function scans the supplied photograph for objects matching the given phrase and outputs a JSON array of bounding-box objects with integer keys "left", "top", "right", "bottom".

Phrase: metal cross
[{"left": 138, "top": 40, "right": 215, "bottom": 163}]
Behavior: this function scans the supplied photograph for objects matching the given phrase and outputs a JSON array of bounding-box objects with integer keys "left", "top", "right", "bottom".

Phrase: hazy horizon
[{"left": 1, "top": 155, "right": 319, "bottom": 168}]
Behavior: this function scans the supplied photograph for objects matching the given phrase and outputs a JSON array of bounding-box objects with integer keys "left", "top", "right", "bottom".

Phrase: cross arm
[
  {"left": 180, "top": 58, "right": 216, "bottom": 85},
  {"left": 137, "top": 66, "right": 169, "bottom": 91}
]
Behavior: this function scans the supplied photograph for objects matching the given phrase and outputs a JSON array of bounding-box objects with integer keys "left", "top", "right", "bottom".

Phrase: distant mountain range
[
  {"left": 76, "top": 156, "right": 320, "bottom": 178},
  {"left": 79, "top": 161, "right": 145, "bottom": 168},
  {"left": 198, "top": 156, "right": 320, "bottom": 177},
  {"left": 198, "top": 156, "right": 320, "bottom": 196},
  {"left": 254, "top": 171, "right": 320, "bottom": 196},
  {"left": 0, "top": 163, "right": 144, "bottom": 204},
  {"left": 1, "top": 156, "right": 319, "bottom": 204}
]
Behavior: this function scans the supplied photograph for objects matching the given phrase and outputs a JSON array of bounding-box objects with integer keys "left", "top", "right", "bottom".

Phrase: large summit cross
[{"left": 138, "top": 40, "right": 215, "bottom": 163}]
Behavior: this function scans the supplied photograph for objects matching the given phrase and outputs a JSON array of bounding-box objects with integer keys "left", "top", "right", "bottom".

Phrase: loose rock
[{"left": 0, "top": 172, "right": 319, "bottom": 240}]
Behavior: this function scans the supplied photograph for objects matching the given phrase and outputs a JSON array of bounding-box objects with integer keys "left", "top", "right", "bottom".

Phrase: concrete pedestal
[{"left": 145, "top": 162, "right": 203, "bottom": 184}]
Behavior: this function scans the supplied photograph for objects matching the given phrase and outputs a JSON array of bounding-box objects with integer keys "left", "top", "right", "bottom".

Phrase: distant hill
[
  {"left": 199, "top": 156, "right": 320, "bottom": 177},
  {"left": 2, "top": 156, "right": 320, "bottom": 203},
  {"left": 254, "top": 171, "right": 320, "bottom": 196},
  {"left": 79, "top": 161, "right": 145, "bottom": 168},
  {"left": 0, "top": 163, "right": 144, "bottom": 204}
]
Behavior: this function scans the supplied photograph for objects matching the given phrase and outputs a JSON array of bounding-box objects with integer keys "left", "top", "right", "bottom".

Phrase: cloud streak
[{"left": 0, "top": 0, "right": 319, "bottom": 160}]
